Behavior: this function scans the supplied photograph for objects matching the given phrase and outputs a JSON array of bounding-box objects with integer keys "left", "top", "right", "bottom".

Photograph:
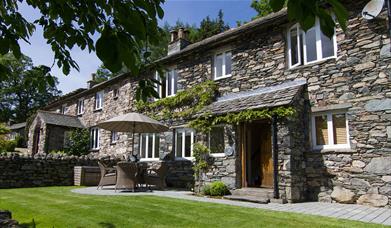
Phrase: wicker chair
[
  {"left": 145, "top": 162, "right": 168, "bottom": 190},
  {"left": 97, "top": 161, "right": 117, "bottom": 189},
  {"left": 115, "top": 162, "right": 138, "bottom": 192}
]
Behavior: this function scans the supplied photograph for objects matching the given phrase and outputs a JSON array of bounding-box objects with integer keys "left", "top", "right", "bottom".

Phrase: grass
[{"left": 0, "top": 186, "right": 385, "bottom": 228}]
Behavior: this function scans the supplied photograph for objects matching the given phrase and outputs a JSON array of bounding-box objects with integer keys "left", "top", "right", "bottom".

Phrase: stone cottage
[{"left": 28, "top": 1, "right": 391, "bottom": 206}]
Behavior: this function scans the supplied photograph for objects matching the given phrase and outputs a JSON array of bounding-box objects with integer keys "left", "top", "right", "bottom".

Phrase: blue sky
[{"left": 19, "top": 0, "right": 257, "bottom": 94}]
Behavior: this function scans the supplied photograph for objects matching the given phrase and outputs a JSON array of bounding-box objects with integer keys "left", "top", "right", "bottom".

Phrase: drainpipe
[{"left": 271, "top": 115, "right": 279, "bottom": 199}]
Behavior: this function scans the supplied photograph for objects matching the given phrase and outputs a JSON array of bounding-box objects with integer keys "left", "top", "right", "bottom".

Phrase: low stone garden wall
[{"left": 0, "top": 154, "right": 194, "bottom": 189}]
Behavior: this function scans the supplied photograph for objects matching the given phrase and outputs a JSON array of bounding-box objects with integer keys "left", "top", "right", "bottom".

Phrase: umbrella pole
[{"left": 132, "top": 122, "right": 135, "bottom": 156}]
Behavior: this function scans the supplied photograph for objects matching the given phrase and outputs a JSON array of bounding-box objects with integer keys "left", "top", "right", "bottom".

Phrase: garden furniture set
[{"left": 97, "top": 160, "right": 168, "bottom": 192}]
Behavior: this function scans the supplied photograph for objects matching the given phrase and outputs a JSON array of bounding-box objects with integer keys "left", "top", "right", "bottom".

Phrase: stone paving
[{"left": 72, "top": 187, "right": 391, "bottom": 226}]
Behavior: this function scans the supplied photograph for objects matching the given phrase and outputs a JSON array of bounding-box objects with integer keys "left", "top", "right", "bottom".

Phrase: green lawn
[{"left": 0, "top": 187, "right": 384, "bottom": 228}]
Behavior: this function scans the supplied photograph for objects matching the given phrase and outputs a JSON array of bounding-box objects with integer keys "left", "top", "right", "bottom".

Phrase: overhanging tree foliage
[{"left": 0, "top": 54, "right": 62, "bottom": 123}]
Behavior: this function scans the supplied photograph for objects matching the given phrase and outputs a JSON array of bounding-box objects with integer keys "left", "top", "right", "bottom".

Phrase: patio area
[{"left": 73, "top": 186, "right": 391, "bottom": 226}]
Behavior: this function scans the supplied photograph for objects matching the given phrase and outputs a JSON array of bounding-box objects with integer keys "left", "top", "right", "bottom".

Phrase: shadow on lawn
[
  {"left": 19, "top": 218, "right": 37, "bottom": 228},
  {"left": 98, "top": 222, "right": 116, "bottom": 228}
]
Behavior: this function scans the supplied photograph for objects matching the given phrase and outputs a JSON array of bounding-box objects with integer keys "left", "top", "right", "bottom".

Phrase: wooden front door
[
  {"left": 259, "top": 127, "right": 273, "bottom": 188},
  {"left": 241, "top": 122, "right": 273, "bottom": 188}
]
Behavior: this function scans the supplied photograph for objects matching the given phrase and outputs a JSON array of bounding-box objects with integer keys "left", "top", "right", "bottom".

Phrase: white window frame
[
  {"left": 90, "top": 127, "right": 100, "bottom": 150},
  {"left": 213, "top": 51, "right": 232, "bottom": 80},
  {"left": 287, "top": 18, "right": 337, "bottom": 68},
  {"left": 95, "top": 91, "right": 104, "bottom": 110},
  {"left": 155, "top": 70, "right": 178, "bottom": 99},
  {"left": 139, "top": 133, "right": 160, "bottom": 161},
  {"left": 175, "top": 128, "right": 195, "bottom": 159},
  {"left": 311, "top": 111, "right": 350, "bottom": 150},
  {"left": 77, "top": 99, "right": 84, "bottom": 115},
  {"left": 208, "top": 125, "right": 226, "bottom": 157},
  {"left": 110, "top": 131, "right": 119, "bottom": 144}
]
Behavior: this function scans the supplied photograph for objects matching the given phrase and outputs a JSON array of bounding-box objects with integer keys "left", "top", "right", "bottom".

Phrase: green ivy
[
  {"left": 136, "top": 80, "right": 218, "bottom": 120},
  {"left": 189, "top": 106, "right": 296, "bottom": 133}
]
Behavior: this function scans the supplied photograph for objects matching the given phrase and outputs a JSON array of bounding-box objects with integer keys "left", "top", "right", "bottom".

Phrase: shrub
[
  {"left": 203, "top": 181, "right": 230, "bottom": 196},
  {"left": 14, "top": 135, "right": 25, "bottom": 147},
  {"left": 0, "top": 139, "right": 17, "bottom": 153},
  {"left": 202, "top": 184, "right": 211, "bottom": 195},
  {"left": 65, "top": 128, "right": 90, "bottom": 156}
]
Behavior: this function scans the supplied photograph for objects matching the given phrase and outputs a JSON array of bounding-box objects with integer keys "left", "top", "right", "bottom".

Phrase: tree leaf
[{"left": 269, "top": 0, "right": 285, "bottom": 11}]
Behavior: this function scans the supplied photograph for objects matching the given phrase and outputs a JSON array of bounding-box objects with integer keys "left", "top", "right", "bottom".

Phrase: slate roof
[
  {"left": 9, "top": 122, "right": 26, "bottom": 130},
  {"left": 201, "top": 80, "right": 306, "bottom": 116},
  {"left": 38, "top": 111, "right": 85, "bottom": 128}
]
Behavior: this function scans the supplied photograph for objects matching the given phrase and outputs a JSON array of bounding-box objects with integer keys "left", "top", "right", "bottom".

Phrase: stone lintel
[{"left": 311, "top": 103, "right": 352, "bottom": 113}]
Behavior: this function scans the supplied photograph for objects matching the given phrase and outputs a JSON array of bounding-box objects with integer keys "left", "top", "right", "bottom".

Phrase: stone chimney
[
  {"left": 167, "top": 27, "right": 191, "bottom": 55},
  {"left": 87, "top": 73, "right": 97, "bottom": 89}
]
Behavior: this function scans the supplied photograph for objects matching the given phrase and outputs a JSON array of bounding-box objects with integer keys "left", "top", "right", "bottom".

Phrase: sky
[{"left": 19, "top": 0, "right": 257, "bottom": 94}]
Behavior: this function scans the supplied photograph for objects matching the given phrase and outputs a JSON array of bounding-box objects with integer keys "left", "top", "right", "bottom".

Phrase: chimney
[
  {"left": 167, "top": 28, "right": 191, "bottom": 55},
  {"left": 87, "top": 73, "right": 97, "bottom": 89}
]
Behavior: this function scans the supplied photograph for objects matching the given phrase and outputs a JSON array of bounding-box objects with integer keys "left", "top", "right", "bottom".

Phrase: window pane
[
  {"left": 173, "top": 70, "right": 178, "bottom": 94},
  {"left": 176, "top": 132, "right": 183, "bottom": 157},
  {"left": 290, "top": 28, "right": 299, "bottom": 66},
  {"left": 148, "top": 134, "right": 153, "bottom": 158},
  {"left": 305, "top": 28, "right": 317, "bottom": 62},
  {"left": 184, "top": 131, "right": 192, "bottom": 157},
  {"left": 315, "top": 115, "right": 328, "bottom": 145},
  {"left": 333, "top": 114, "right": 347, "bottom": 145},
  {"left": 154, "top": 135, "right": 160, "bottom": 158},
  {"left": 161, "top": 77, "right": 166, "bottom": 98},
  {"left": 209, "top": 127, "right": 225, "bottom": 154},
  {"left": 321, "top": 31, "right": 334, "bottom": 58},
  {"left": 167, "top": 72, "right": 172, "bottom": 96},
  {"left": 140, "top": 134, "right": 146, "bottom": 158},
  {"left": 225, "top": 52, "right": 232, "bottom": 75},
  {"left": 215, "top": 54, "right": 223, "bottom": 78}
]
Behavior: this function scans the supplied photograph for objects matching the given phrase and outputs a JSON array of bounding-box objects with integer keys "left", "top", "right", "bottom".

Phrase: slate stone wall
[{"left": 0, "top": 154, "right": 194, "bottom": 189}]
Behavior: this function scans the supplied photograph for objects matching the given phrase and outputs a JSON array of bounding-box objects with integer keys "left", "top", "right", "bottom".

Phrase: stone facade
[{"left": 26, "top": 0, "right": 390, "bottom": 206}]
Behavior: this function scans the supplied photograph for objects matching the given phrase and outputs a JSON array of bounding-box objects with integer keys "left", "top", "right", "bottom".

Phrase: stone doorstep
[
  {"left": 223, "top": 195, "right": 270, "bottom": 204},
  {"left": 230, "top": 187, "right": 274, "bottom": 198}
]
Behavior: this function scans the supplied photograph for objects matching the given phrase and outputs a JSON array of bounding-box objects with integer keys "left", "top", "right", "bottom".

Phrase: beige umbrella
[{"left": 97, "top": 112, "right": 169, "bottom": 155}]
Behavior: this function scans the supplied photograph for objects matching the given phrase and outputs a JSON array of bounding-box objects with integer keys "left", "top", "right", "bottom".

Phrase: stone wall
[{"left": 0, "top": 154, "right": 194, "bottom": 189}]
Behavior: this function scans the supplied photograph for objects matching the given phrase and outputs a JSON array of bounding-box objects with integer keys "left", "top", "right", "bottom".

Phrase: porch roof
[
  {"left": 201, "top": 80, "right": 306, "bottom": 116},
  {"left": 38, "top": 111, "right": 85, "bottom": 128}
]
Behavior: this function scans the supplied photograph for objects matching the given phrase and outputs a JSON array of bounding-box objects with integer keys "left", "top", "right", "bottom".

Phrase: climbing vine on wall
[
  {"left": 136, "top": 80, "right": 218, "bottom": 120},
  {"left": 189, "top": 107, "right": 296, "bottom": 133}
]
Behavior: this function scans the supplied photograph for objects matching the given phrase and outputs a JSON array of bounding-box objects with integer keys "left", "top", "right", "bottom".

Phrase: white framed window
[
  {"left": 155, "top": 70, "right": 178, "bottom": 99},
  {"left": 139, "top": 133, "right": 160, "bottom": 160},
  {"left": 77, "top": 99, "right": 84, "bottom": 115},
  {"left": 110, "top": 131, "right": 119, "bottom": 144},
  {"left": 175, "top": 128, "right": 195, "bottom": 159},
  {"left": 95, "top": 91, "right": 104, "bottom": 110},
  {"left": 208, "top": 126, "right": 226, "bottom": 157},
  {"left": 213, "top": 51, "right": 232, "bottom": 80},
  {"left": 287, "top": 18, "right": 337, "bottom": 68},
  {"left": 311, "top": 111, "right": 349, "bottom": 150},
  {"left": 60, "top": 104, "right": 68, "bottom": 114},
  {"left": 90, "top": 127, "right": 100, "bottom": 150}
]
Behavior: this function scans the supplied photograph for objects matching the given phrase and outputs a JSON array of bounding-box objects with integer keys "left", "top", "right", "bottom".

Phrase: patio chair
[
  {"left": 115, "top": 162, "right": 138, "bottom": 192},
  {"left": 97, "top": 161, "right": 117, "bottom": 189},
  {"left": 144, "top": 162, "right": 168, "bottom": 190}
]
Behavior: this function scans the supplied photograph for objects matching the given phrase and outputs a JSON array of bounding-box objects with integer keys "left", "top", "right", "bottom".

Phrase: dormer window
[
  {"left": 287, "top": 18, "right": 337, "bottom": 68},
  {"left": 155, "top": 69, "right": 178, "bottom": 99},
  {"left": 213, "top": 51, "right": 232, "bottom": 80},
  {"left": 95, "top": 91, "right": 104, "bottom": 110}
]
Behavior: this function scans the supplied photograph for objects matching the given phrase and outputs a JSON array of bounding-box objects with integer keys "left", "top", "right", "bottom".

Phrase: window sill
[
  {"left": 90, "top": 148, "right": 100, "bottom": 152},
  {"left": 312, "top": 147, "right": 355, "bottom": 154},
  {"left": 175, "top": 157, "right": 194, "bottom": 161},
  {"left": 77, "top": 113, "right": 84, "bottom": 117},
  {"left": 140, "top": 158, "right": 160, "bottom": 162},
  {"left": 110, "top": 142, "right": 117, "bottom": 145},
  {"left": 288, "top": 57, "right": 337, "bottom": 71},
  {"left": 210, "top": 153, "right": 226, "bottom": 158},
  {"left": 214, "top": 74, "right": 232, "bottom": 81},
  {"left": 93, "top": 108, "right": 102, "bottom": 113},
  {"left": 113, "top": 97, "right": 118, "bottom": 100}
]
